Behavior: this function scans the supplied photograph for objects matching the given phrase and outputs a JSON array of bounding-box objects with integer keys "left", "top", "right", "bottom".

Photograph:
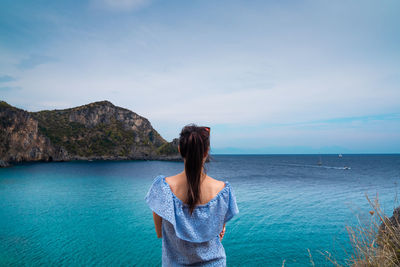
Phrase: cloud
[
  {"left": 1, "top": 0, "right": 399, "bottom": 153},
  {"left": 17, "top": 55, "right": 57, "bottom": 70},
  {"left": 0, "top": 75, "right": 16, "bottom": 83},
  {"left": 91, "top": 0, "right": 151, "bottom": 11}
]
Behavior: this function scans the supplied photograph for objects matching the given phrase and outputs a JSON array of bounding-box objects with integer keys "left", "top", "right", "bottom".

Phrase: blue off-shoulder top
[{"left": 145, "top": 175, "right": 239, "bottom": 266}]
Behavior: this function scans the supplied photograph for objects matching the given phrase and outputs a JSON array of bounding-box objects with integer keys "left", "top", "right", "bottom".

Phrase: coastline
[
  {"left": 0, "top": 155, "right": 182, "bottom": 168},
  {"left": 0, "top": 100, "right": 181, "bottom": 168}
]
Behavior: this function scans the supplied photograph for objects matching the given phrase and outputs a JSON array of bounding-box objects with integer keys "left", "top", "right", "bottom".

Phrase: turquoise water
[{"left": 0, "top": 155, "right": 399, "bottom": 266}]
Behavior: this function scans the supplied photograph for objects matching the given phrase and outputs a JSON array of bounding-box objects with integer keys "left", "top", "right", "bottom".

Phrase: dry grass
[{"left": 322, "top": 194, "right": 400, "bottom": 267}]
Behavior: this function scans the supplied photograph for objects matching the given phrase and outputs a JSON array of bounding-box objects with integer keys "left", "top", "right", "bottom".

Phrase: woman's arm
[
  {"left": 153, "top": 212, "right": 162, "bottom": 238},
  {"left": 219, "top": 223, "right": 226, "bottom": 241}
]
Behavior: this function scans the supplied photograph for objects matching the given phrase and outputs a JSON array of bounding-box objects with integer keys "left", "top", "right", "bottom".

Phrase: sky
[{"left": 0, "top": 0, "right": 399, "bottom": 154}]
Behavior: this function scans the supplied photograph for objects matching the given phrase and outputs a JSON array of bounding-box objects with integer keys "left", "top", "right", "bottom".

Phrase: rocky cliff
[{"left": 0, "top": 100, "right": 180, "bottom": 166}]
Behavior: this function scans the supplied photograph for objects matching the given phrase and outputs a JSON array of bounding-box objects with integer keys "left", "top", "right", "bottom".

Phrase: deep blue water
[{"left": 0, "top": 155, "right": 399, "bottom": 266}]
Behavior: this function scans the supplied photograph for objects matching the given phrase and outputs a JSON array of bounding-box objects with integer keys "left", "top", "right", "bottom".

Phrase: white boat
[
  {"left": 318, "top": 155, "right": 322, "bottom": 166},
  {"left": 338, "top": 154, "right": 343, "bottom": 158}
]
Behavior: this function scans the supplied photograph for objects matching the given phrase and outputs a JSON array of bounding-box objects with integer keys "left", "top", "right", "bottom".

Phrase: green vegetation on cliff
[
  {"left": 157, "top": 141, "right": 179, "bottom": 155},
  {"left": 0, "top": 100, "right": 180, "bottom": 164},
  {"left": 0, "top": 101, "right": 13, "bottom": 109},
  {"left": 33, "top": 110, "right": 140, "bottom": 157}
]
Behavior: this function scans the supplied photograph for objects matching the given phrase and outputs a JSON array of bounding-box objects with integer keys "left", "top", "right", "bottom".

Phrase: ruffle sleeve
[
  {"left": 145, "top": 175, "right": 239, "bottom": 243},
  {"left": 145, "top": 175, "right": 176, "bottom": 223},
  {"left": 224, "top": 183, "right": 239, "bottom": 223}
]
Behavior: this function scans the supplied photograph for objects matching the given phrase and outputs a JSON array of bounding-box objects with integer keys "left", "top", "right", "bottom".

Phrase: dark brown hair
[{"left": 179, "top": 124, "right": 210, "bottom": 214}]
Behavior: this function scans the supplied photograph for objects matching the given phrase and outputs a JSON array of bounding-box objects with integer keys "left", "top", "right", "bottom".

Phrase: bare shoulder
[
  {"left": 165, "top": 173, "right": 188, "bottom": 202},
  {"left": 205, "top": 175, "right": 226, "bottom": 192},
  {"left": 165, "top": 174, "right": 179, "bottom": 186},
  {"left": 165, "top": 173, "right": 186, "bottom": 190},
  {"left": 164, "top": 174, "right": 175, "bottom": 184}
]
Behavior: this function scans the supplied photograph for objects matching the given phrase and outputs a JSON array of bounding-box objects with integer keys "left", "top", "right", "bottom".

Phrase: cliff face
[{"left": 0, "top": 100, "right": 180, "bottom": 166}]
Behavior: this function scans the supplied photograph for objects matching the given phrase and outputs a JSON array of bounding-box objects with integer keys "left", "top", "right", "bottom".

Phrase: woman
[{"left": 145, "top": 124, "right": 239, "bottom": 266}]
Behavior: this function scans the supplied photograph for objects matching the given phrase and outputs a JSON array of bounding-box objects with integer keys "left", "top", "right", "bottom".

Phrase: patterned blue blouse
[{"left": 145, "top": 175, "right": 239, "bottom": 266}]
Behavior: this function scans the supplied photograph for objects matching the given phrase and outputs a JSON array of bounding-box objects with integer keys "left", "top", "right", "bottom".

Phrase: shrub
[{"left": 322, "top": 194, "right": 400, "bottom": 267}]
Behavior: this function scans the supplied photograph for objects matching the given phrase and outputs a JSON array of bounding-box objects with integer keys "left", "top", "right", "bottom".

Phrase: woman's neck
[{"left": 181, "top": 169, "right": 206, "bottom": 181}]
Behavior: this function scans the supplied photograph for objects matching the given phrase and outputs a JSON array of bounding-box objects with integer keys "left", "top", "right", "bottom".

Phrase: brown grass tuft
[{"left": 322, "top": 194, "right": 400, "bottom": 267}]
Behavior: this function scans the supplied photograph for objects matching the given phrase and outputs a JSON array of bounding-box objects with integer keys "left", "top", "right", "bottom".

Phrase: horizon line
[{"left": 210, "top": 153, "right": 400, "bottom": 155}]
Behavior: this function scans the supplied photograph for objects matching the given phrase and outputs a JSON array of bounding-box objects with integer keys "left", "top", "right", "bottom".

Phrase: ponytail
[{"left": 179, "top": 124, "right": 210, "bottom": 214}]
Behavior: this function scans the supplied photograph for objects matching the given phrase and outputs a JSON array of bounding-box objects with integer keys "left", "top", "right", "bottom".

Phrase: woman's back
[{"left": 165, "top": 173, "right": 226, "bottom": 206}]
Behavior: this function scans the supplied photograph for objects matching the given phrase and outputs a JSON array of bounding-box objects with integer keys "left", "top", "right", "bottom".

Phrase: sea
[{"left": 0, "top": 154, "right": 399, "bottom": 266}]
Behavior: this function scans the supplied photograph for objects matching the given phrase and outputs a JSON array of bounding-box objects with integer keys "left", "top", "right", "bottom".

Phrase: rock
[
  {"left": 0, "top": 100, "right": 180, "bottom": 165},
  {"left": 380, "top": 206, "right": 400, "bottom": 232},
  {"left": 0, "top": 101, "right": 58, "bottom": 164},
  {"left": 0, "top": 160, "right": 10, "bottom": 167},
  {"left": 377, "top": 206, "right": 400, "bottom": 259}
]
